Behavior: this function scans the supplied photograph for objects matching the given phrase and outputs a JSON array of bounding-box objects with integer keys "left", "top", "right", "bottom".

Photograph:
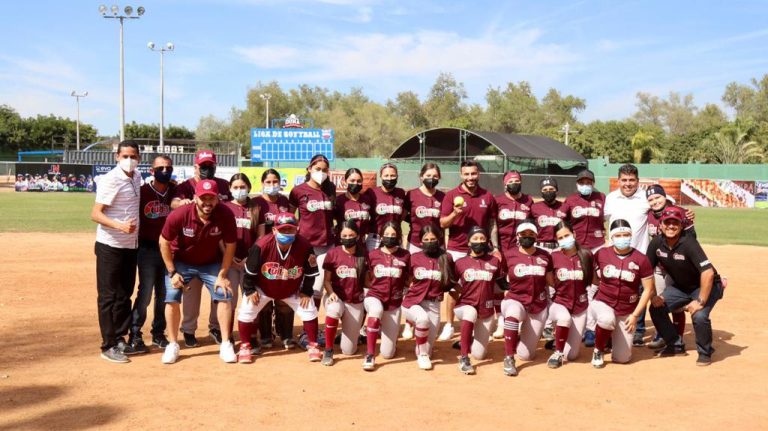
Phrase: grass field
[{"left": 1, "top": 191, "right": 767, "bottom": 246}]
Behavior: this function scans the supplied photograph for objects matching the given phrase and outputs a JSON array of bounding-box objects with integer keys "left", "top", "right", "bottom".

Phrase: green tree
[
  {"left": 701, "top": 121, "right": 765, "bottom": 164},
  {"left": 423, "top": 72, "right": 468, "bottom": 128}
]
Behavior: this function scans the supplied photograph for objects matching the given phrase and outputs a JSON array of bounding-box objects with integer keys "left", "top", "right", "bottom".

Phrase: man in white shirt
[{"left": 90, "top": 141, "right": 142, "bottom": 363}]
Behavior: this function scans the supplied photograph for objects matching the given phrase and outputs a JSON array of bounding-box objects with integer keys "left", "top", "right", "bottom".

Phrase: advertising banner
[
  {"left": 14, "top": 163, "right": 95, "bottom": 192},
  {"left": 240, "top": 167, "right": 377, "bottom": 194},
  {"left": 680, "top": 179, "right": 755, "bottom": 208}
]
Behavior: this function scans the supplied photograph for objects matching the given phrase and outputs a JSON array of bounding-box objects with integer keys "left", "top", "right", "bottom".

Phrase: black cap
[
  {"left": 467, "top": 225, "right": 487, "bottom": 239},
  {"left": 645, "top": 184, "right": 666, "bottom": 199},
  {"left": 540, "top": 176, "right": 558, "bottom": 190},
  {"left": 576, "top": 169, "right": 595, "bottom": 182}
]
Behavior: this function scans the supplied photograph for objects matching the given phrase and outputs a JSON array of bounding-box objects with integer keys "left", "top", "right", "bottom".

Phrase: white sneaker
[
  {"left": 417, "top": 354, "right": 433, "bottom": 370},
  {"left": 402, "top": 322, "right": 414, "bottom": 340},
  {"left": 492, "top": 315, "right": 504, "bottom": 339},
  {"left": 220, "top": 341, "right": 237, "bottom": 363},
  {"left": 437, "top": 323, "right": 454, "bottom": 341},
  {"left": 162, "top": 342, "right": 180, "bottom": 364}
]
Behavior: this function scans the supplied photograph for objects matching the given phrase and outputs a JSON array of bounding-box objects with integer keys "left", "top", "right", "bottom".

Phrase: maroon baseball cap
[
  {"left": 660, "top": 207, "right": 684, "bottom": 223},
  {"left": 195, "top": 179, "right": 219, "bottom": 197},
  {"left": 274, "top": 212, "right": 298, "bottom": 229},
  {"left": 194, "top": 150, "right": 217, "bottom": 165}
]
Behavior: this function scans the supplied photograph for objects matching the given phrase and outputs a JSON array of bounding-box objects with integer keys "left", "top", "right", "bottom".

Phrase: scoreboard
[{"left": 251, "top": 128, "right": 335, "bottom": 162}]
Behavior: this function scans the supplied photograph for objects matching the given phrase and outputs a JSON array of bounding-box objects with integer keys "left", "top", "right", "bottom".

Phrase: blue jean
[
  {"left": 164, "top": 261, "right": 231, "bottom": 303},
  {"left": 130, "top": 243, "right": 167, "bottom": 338}
]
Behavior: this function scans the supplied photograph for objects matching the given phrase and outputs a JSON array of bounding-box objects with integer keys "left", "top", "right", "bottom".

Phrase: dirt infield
[{"left": 1, "top": 233, "right": 766, "bottom": 430}]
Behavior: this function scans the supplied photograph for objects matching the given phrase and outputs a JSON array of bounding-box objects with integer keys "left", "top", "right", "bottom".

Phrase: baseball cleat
[
  {"left": 162, "top": 342, "right": 180, "bottom": 364},
  {"left": 492, "top": 316, "right": 504, "bottom": 339},
  {"left": 503, "top": 355, "right": 518, "bottom": 376},
  {"left": 438, "top": 324, "right": 454, "bottom": 341},
  {"left": 219, "top": 341, "right": 237, "bottom": 363},
  {"left": 417, "top": 354, "right": 432, "bottom": 370},
  {"left": 307, "top": 342, "right": 322, "bottom": 362},
  {"left": 591, "top": 350, "right": 605, "bottom": 368},
  {"left": 542, "top": 326, "right": 555, "bottom": 341},
  {"left": 321, "top": 349, "right": 334, "bottom": 366},
  {"left": 547, "top": 351, "right": 564, "bottom": 369},
  {"left": 458, "top": 356, "right": 475, "bottom": 375},
  {"left": 362, "top": 354, "right": 376, "bottom": 371},
  {"left": 401, "top": 322, "right": 414, "bottom": 340},
  {"left": 237, "top": 344, "right": 254, "bottom": 364}
]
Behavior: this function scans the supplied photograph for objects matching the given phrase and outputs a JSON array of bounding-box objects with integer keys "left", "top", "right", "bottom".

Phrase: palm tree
[
  {"left": 704, "top": 124, "right": 764, "bottom": 164},
  {"left": 631, "top": 130, "right": 666, "bottom": 163}
]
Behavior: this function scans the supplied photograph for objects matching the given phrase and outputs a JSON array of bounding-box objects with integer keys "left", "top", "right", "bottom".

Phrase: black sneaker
[
  {"left": 452, "top": 340, "right": 461, "bottom": 350},
  {"left": 183, "top": 332, "right": 199, "bottom": 348},
  {"left": 117, "top": 339, "right": 140, "bottom": 356},
  {"left": 260, "top": 338, "right": 274, "bottom": 349},
  {"left": 152, "top": 334, "right": 170, "bottom": 348},
  {"left": 210, "top": 328, "right": 223, "bottom": 345},
  {"left": 503, "top": 355, "right": 518, "bottom": 376},
  {"left": 696, "top": 354, "right": 712, "bottom": 366},
  {"left": 458, "top": 356, "right": 475, "bottom": 375},
  {"left": 656, "top": 344, "right": 687, "bottom": 357},
  {"left": 130, "top": 337, "right": 150, "bottom": 354},
  {"left": 632, "top": 332, "right": 645, "bottom": 347},
  {"left": 544, "top": 339, "right": 555, "bottom": 350},
  {"left": 101, "top": 346, "right": 129, "bottom": 363}
]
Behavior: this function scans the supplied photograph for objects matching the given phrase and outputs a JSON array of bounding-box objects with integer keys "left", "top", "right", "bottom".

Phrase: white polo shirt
[
  {"left": 95, "top": 165, "right": 141, "bottom": 249},
  {"left": 604, "top": 187, "right": 650, "bottom": 253}
]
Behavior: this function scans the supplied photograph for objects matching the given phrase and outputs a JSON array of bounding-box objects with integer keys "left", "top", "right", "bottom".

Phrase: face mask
[
  {"left": 423, "top": 178, "right": 439, "bottom": 189},
  {"left": 119, "top": 158, "right": 138, "bottom": 172},
  {"left": 154, "top": 170, "right": 172, "bottom": 184},
  {"left": 422, "top": 241, "right": 439, "bottom": 256},
  {"left": 263, "top": 185, "right": 280, "bottom": 196},
  {"left": 469, "top": 242, "right": 487, "bottom": 254},
  {"left": 311, "top": 171, "right": 328, "bottom": 185},
  {"left": 275, "top": 232, "right": 296, "bottom": 245},
  {"left": 199, "top": 165, "right": 216, "bottom": 180},
  {"left": 340, "top": 237, "right": 358, "bottom": 248},
  {"left": 231, "top": 189, "right": 248, "bottom": 202},
  {"left": 382, "top": 179, "right": 398, "bottom": 190},
  {"left": 558, "top": 235, "right": 576, "bottom": 250},
  {"left": 381, "top": 236, "right": 399, "bottom": 248},
  {"left": 519, "top": 236, "right": 536, "bottom": 249},
  {"left": 506, "top": 183, "right": 521, "bottom": 195},
  {"left": 542, "top": 191, "right": 557, "bottom": 203},
  {"left": 347, "top": 183, "right": 362, "bottom": 194},
  {"left": 577, "top": 184, "right": 593, "bottom": 196},
  {"left": 613, "top": 236, "right": 632, "bottom": 250}
]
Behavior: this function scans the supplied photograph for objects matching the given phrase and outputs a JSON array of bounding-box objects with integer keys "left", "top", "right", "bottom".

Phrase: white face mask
[
  {"left": 311, "top": 171, "right": 328, "bottom": 185},
  {"left": 118, "top": 158, "right": 138, "bottom": 172},
  {"left": 231, "top": 189, "right": 248, "bottom": 201}
]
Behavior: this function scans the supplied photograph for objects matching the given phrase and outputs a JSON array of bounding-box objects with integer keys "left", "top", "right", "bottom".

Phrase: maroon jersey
[
  {"left": 248, "top": 234, "right": 317, "bottom": 300},
  {"left": 551, "top": 250, "right": 590, "bottom": 314},
  {"left": 366, "top": 248, "right": 411, "bottom": 311},
  {"left": 454, "top": 254, "right": 503, "bottom": 319},
  {"left": 503, "top": 247, "right": 552, "bottom": 314},
  {"left": 440, "top": 185, "right": 497, "bottom": 253},
  {"left": 647, "top": 204, "right": 693, "bottom": 238},
  {"left": 161, "top": 202, "right": 237, "bottom": 266},
  {"left": 334, "top": 192, "right": 374, "bottom": 240},
  {"left": 289, "top": 182, "right": 334, "bottom": 247},
  {"left": 254, "top": 194, "right": 291, "bottom": 227},
  {"left": 494, "top": 192, "right": 534, "bottom": 252},
  {"left": 531, "top": 200, "right": 566, "bottom": 243},
  {"left": 404, "top": 188, "right": 445, "bottom": 246},
  {"left": 562, "top": 192, "right": 606, "bottom": 250},
  {"left": 366, "top": 186, "right": 406, "bottom": 235},
  {"left": 594, "top": 247, "right": 654, "bottom": 316},
  {"left": 223, "top": 201, "right": 257, "bottom": 259},
  {"left": 173, "top": 177, "right": 232, "bottom": 203},
  {"left": 323, "top": 245, "right": 367, "bottom": 304},
  {"left": 402, "top": 251, "right": 453, "bottom": 308},
  {"left": 138, "top": 182, "right": 175, "bottom": 242}
]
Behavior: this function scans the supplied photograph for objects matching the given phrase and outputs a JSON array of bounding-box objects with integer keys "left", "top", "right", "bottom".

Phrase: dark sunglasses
[{"left": 154, "top": 166, "right": 173, "bottom": 173}]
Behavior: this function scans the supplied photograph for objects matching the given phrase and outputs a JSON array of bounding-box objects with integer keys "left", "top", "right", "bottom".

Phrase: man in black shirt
[{"left": 647, "top": 207, "right": 724, "bottom": 366}]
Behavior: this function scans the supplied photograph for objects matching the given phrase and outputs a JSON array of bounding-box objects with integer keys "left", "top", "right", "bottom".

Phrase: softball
[{"left": 454, "top": 196, "right": 465, "bottom": 207}]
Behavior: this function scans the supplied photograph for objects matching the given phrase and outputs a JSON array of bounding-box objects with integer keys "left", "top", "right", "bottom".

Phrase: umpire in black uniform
[{"left": 647, "top": 207, "right": 724, "bottom": 366}]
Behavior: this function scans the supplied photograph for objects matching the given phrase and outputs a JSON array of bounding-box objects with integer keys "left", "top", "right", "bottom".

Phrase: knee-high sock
[
  {"left": 673, "top": 311, "right": 686, "bottom": 338},
  {"left": 460, "top": 320, "right": 474, "bottom": 357},
  {"left": 595, "top": 325, "right": 612, "bottom": 352},
  {"left": 303, "top": 318, "right": 319, "bottom": 344},
  {"left": 237, "top": 320, "right": 257, "bottom": 347},
  {"left": 503, "top": 317, "right": 520, "bottom": 357},
  {"left": 366, "top": 317, "right": 381, "bottom": 356},
  {"left": 414, "top": 325, "right": 429, "bottom": 355},
  {"left": 325, "top": 317, "right": 339, "bottom": 351},
  {"left": 555, "top": 324, "right": 570, "bottom": 353}
]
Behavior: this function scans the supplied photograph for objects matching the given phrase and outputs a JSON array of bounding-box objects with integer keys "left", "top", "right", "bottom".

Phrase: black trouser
[
  {"left": 650, "top": 279, "right": 724, "bottom": 357},
  {"left": 95, "top": 241, "right": 138, "bottom": 351},
  {"left": 130, "top": 242, "right": 167, "bottom": 338},
  {"left": 257, "top": 300, "right": 295, "bottom": 341}
]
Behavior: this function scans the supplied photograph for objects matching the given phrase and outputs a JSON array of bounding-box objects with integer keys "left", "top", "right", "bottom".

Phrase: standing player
[
  {"left": 362, "top": 221, "right": 411, "bottom": 371},
  {"left": 454, "top": 226, "right": 504, "bottom": 375},
  {"left": 562, "top": 169, "right": 605, "bottom": 251},
  {"left": 439, "top": 160, "right": 498, "bottom": 342},
  {"left": 531, "top": 177, "right": 566, "bottom": 252},
  {"left": 589, "top": 219, "right": 656, "bottom": 368},
  {"left": 366, "top": 163, "right": 406, "bottom": 251},
  {"left": 128, "top": 155, "right": 175, "bottom": 352},
  {"left": 334, "top": 168, "right": 374, "bottom": 247},
  {"left": 235, "top": 213, "right": 323, "bottom": 363},
  {"left": 404, "top": 162, "right": 445, "bottom": 253}
]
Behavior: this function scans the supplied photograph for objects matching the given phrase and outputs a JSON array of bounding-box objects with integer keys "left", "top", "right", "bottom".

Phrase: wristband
[{"left": 169, "top": 270, "right": 177, "bottom": 278}]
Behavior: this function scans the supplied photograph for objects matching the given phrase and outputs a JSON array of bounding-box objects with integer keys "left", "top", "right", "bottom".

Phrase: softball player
[
  {"left": 321, "top": 220, "right": 369, "bottom": 366},
  {"left": 333, "top": 168, "right": 374, "bottom": 247},
  {"left": 589, "top": 219, "right": 655, "bottom": 368},
  {"left": 402, "top": 224, "right": 456, "bottom": 370},
  {"left": 365, "top": 163, "right": 406, "bottom": 251},
  {"left": 362, "top": 221, "right": 411, "bottom": 371}
]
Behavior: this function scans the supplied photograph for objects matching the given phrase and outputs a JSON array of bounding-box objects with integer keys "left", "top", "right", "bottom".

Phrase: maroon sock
[
  {"left": 414, "top": 326, "right": 429, "bottom": 355},
  {"left": 324, "top": 317, "right": 339, "bottom": 351},
  {"left": 594, "top": 325, "right": 612, "bottom": 352},
  {"left": 303, "top": 318, "right": 319, "bottom": 344},
  {"left": 460, "top": 320, "right": 474, "bottom": 357},
  {"left": 555, "top": 325, "right": 570, "bottom": 353},
  {"left": 503, "top": 317, "right": 520, "bottom": 356},
  {"left": 673, "top": 311, "right": 686, "bottom": 337},
  {"left": 237, "top": 320, "right": 256, "bottom": 348},
  {"left": 366, "top": 317, "right": 381, "bottom": 356}
]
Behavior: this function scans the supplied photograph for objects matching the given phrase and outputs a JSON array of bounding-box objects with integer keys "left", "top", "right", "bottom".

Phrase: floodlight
[
  {"left": 71, "top": 90, "right": 76, "bottom": 96},
  {"left": 166, "top": 42, "right": 174, "bottom": 50},
  {"left": 124, "top": 6, "right": 133, "bottom": 15},
  {"left": 99, "top": 4, "right": 108, "bottom": 15},
  {"left": 137, "top": 6, "right": 145, "bottom": 16},
  {"left": 111, "top": 5, "right": 119, "bottom": 15},
  {"left": 147, "top": 41, "right": 155, "bottom": 49}
]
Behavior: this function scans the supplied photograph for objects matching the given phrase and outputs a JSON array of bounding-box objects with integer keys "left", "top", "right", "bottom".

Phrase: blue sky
[{"left": 2, "top": 0, "right": 768, "bottom": 137}]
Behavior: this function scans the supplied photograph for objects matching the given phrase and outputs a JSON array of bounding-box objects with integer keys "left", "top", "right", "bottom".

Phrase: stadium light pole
[
  {"left": 70, "top": 91, "right": 88, "bottom": 151},
  {"left": 99, "top": 4, "right": 145, "bottom": 142},
  {"left": 260, "top": 93, "right": 271, "bottom": 128},
  {"left": 148, "top": 41, "right": 174, "bottom": 147}
]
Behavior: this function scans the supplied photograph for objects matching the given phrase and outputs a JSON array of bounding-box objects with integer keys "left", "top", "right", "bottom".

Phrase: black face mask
[
  {"left": 381, "top": 236, "right": 399, "bottom": 248},
  {"left": 340, "top": 237, "right": 358, "bottom": 248},
  {"left": 199, "top": 165, "right": 216, "bottom": 180},
  {"left": 423, "top": 178, "right": 439, "bottom": 189},
  {"left": 542, "top": 191, "right": 557, "bottom": 203},
  {"left": 347, "top": 183, "right": 362, "bottom": 195},
  {"left": 154, "top": 170, "right": 172, "bottom": 184},
  {"left": 506, "top": 183, "right": 521, "bottom": 195},
  {"left": 422, "top": 241, "right": 440, "bottom": 256},
  {"left": 519, "top": 236, "right": 536, "bottom": 249},
  {"left": 469, "top": 242, "right": 487, "bottom": 254},
  {"left": 382, "top": 179, "right": 398, "bottom": 190}
]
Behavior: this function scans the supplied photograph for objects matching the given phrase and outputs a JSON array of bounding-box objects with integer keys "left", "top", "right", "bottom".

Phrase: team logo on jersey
[
  {"left": 261, "top": 262, "right": 303, "bottom": 280},
  {"left": 415, "top": 206, "right": 440, "bottom": 218},
  {"left": 265, "top": 212, "right": 277, "bottom": 221},
  {"left": 537, "top": 215, "right": 561, "bottom": 227},
  {"left": 629, "top": 262, "right": 639, "bottom": 271},
  {"left": 556, "top": 268, "right": 584, "bottom": 281},
  {"left": 498, "top": 209, "right": 527, "bottom": 221},
  {"left": 463, "top": 269, "right": 493, "bottom": 282},
  {"left": 414, "top": 267, "right": 441, "bottom": 281},
  {"left": 336, "top": 265, "right": 358, "bottom": 279},
  {"left": 699, "top": 260, "right": 710, "bottom": 267},
  {"left": 373, "top": 265, "right": 402, "bottom": 278},
  {"left": 521, "top": 204, "right": 530, "bottom": 211},
  {"left": 656, "top": 250, "right": 668, "bottom": 258},
  {"left": 376, "top": 203, "right": 403, "bottom": 215},
  {"left": 480, "top": 199, "right": 488, "bottom": 208},
  {"left": 601, "top": 264, "right": 636, "bottom": 282},
  {"left": 536, "top": 257, "right": 547, "bottom": 265},
  {"left": 673, "top": 253, "right": 686, "bottom": 261},
  {"left": 484, "top": 263, "right": 497, "bottom": 271},
  {"left": 143, "top": 201, "right": 170, "bottom": 219},
  {"left": 513, "top": 264, "right": 546, "bottom": 277},
  {"left": 183, "top": 227, "right": 195, "bottom": 237},
  {"left": 235, "top": 218, "right": 252, "bottom": 229},
  {"left": 307, "top": 200, "right": 333, "bottom": 212},
  {"left": 344, "top": 209, "right": 371, "bottom": 221},
  {"left": 571, "top": 206, "right": 600, "bottom": 218},
  {"left": 392, "top": 258, "right": 407, "bottom": 267}
]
